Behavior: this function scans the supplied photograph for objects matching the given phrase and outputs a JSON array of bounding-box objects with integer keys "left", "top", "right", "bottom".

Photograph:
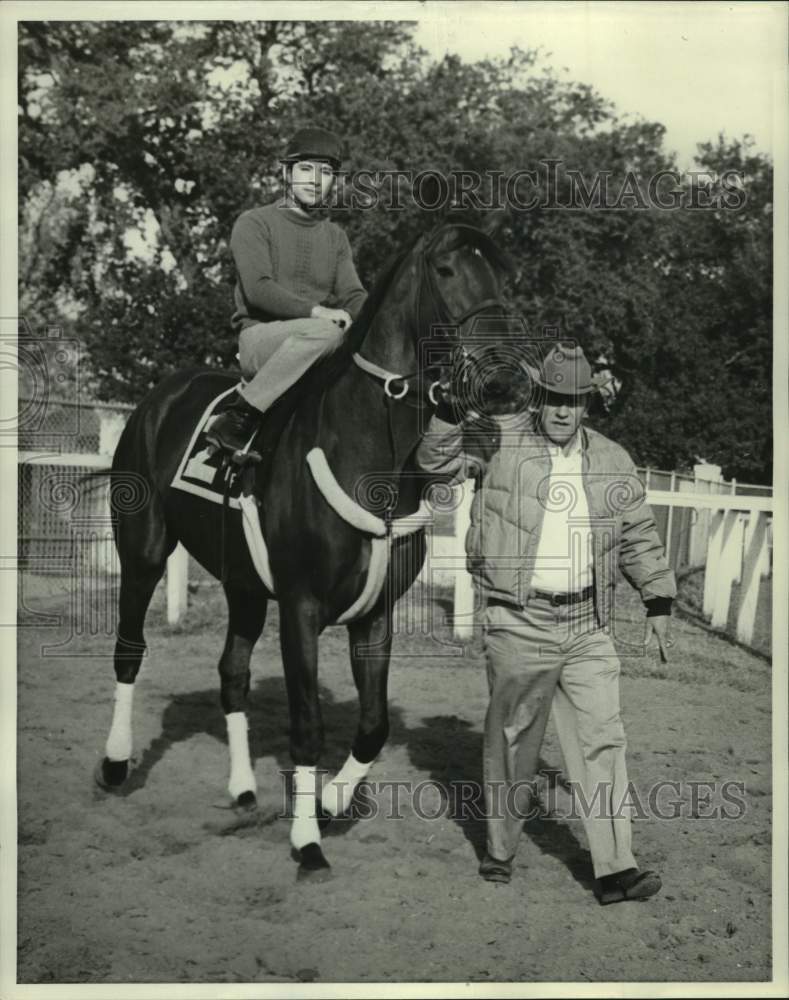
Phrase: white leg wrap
[
  {"left": 226, "top": 712, "right": 256, "bottom": 800},
  {"left": 105, "top": 682, "right": 134, "bottom": 761},
  {"left": 321, "top": 753, "right": 373, "bottom": 817},
  {"left": 290, "top": 765, "right": 320, "bottom": 850}
]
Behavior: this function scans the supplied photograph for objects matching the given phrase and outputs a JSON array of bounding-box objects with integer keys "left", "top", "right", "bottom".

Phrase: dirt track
[{"left": 17, "top": 578, "right": 772, "bottom": 984}]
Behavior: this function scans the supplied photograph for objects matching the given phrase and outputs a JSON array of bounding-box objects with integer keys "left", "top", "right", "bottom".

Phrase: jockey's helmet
[{"left": 280, "top": 127, "right": 343, "bottom": 171}]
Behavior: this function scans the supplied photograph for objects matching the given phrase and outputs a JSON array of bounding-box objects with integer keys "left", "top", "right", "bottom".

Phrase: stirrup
[
  {"left": 208, "top": 440, "right": 262, "bottom": 468},
  {"left": 225, "top": 445, "right": 262, "bottom": 468}
]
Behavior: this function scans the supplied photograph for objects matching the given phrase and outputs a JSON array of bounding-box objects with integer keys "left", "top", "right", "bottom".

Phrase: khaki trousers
[
  {"left": 482, "top": 597, "right": 637, "bottom": 877},
  {"left": 237, "top": 318, "right": 345, "bottom": 413}
]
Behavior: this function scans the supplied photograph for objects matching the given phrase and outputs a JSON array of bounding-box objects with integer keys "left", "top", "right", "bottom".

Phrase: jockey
[{"left": 207, "top": 126, "right": 367, "bottom": 457}]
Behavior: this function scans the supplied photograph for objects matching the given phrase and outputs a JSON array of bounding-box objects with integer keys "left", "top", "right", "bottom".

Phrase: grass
[{"left": 676, "top": 567, "right": 772, "bottom": 661}]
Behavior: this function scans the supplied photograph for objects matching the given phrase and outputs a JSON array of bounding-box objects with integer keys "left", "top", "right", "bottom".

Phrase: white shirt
[{"left": 530, "top": 433, "right": 594, "bottom": 594}]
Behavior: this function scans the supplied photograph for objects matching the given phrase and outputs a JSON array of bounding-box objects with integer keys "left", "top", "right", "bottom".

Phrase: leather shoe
[
  {"left": 206, "top": 393, "right": 262, "bottom": 458},
  {"left": 597, "top": 867, "right": 662, "bottom": 905},
  {"left": 479, "top": 852, "right": 513, "bottom": 884}
]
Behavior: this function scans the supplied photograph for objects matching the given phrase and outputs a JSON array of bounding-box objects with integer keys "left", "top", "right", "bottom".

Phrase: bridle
[{"left": 353, "top": 226, "right": 505, "bottom": 406}]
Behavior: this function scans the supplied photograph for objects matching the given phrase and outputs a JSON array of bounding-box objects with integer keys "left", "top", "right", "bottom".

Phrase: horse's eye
[{"left": 436, "top": 265, "right": 454, "bottom": 278}]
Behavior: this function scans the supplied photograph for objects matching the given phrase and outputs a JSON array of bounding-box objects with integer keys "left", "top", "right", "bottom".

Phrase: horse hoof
[
  {"left": 94, "top": 757, "right": 128, "bottom": 790},
  {"left": 297, "top": 842, "right": 332, "bottom": 881},
  {"left": 234, "top": 791, "right": 258, "bottom": 813}
]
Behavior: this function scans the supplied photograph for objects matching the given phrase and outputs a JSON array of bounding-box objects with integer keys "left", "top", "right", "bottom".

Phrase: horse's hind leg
[
  {"left": 220, "top": 583, "right": 268, "bottom": 810},
  {"left": 98, "top": 510, "right": 174, "bottom": 789}
]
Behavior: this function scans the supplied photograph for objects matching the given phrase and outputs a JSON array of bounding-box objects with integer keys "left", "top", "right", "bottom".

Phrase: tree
[
  {"left": 18, "top": 20, "right": 429, "bottom": 400},
  {"left": 18, "top": 21, "right": 773, "bottom": 481},
  {"left": 603, "top": 138, "right": 772, "bottom": 482}
]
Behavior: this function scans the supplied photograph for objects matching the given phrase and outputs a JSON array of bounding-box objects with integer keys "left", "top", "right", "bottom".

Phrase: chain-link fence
[
  {"left": 18, "top": 397, "right": 133, "bottom": 574},
  {"left": 18, "top": 456, "right": 115, "bottom": 567},
  {"left": 17, "top": 395, "right": 134, "bottom": 456}
]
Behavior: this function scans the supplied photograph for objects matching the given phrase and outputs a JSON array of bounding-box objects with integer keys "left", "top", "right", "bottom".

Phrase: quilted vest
[{"left": 465, "top": 420, "right": 665, "bottom": 627}]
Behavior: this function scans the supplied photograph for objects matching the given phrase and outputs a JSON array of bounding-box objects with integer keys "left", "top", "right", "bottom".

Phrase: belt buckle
[{"left": 549, "top": 592, "right": 562, "bottom": 607}]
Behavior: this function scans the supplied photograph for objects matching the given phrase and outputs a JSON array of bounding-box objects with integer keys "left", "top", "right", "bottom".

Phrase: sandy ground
[{"left": 16, "top": 576, "right": 772, "bottom": 985}]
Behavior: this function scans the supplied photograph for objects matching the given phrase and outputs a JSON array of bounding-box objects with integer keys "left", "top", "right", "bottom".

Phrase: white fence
[
  {"left": 449, "top": 466, "right": 773, "bottom": 645},
  {"left": 19, "top": 422, "right": 772, "bottom": 647}
]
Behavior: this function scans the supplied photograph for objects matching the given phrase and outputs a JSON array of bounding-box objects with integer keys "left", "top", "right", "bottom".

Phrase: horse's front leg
[
  {"left": 321, "top": 606, "right": 392, "bottom": 819},
  {"left": 278, "top": 594, "right": 330, "bottom": 878},
  {"left": 219, "top": 583, "right": 268, "bottom": 810}
]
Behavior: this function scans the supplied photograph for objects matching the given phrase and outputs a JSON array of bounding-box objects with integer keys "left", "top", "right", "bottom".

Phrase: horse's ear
[
  {"left": 412, "top": 170, "right": 447, "bottom": 215},
  {"left": 444, "top": 204, "right": 477, "bottom": 227},
  {"left": 481, "top": 208, "right": 508, "bottom": 239}
]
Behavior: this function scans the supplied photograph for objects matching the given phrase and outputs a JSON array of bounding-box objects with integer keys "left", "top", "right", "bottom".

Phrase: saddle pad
[{"left": 170, "top": 384, "right": 247, "bottom": 508}]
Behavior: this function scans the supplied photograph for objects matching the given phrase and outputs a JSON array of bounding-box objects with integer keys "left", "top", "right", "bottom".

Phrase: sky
[
  {"left": 411, "top": 1, "right": 785, "bottom": 169},
  {"left": 5, "top": 0, "right": 785, "bottom": 170},
  {"left": 4, "top": 0, "right": 787, "bottom": 265}
]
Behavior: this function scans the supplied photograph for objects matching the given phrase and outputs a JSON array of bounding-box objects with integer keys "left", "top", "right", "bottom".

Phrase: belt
[{"left": 489, "top": 585, "right": 594, "bottom": 610}]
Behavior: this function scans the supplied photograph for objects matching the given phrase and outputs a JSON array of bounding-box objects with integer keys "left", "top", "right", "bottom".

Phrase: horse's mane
[
  {"left": 264, "top": 223, "right": 507, "bottom": 421},
  {"left": 303, "top": 223, "right": 509, "bottom": 396},
  {"left": 298, "top": 231, "right": 422, "bottom": 395}
]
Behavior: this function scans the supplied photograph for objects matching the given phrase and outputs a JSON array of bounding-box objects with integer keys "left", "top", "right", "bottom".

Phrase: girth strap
[
  {"left": 305, "top": 447, "right": 432, "bottom": 622},
  {"left": 305, "top": 448, "right": 432, "bottom": 538},
  {"left": 235, "top": 448, "right": 432, "bottom": 623}
]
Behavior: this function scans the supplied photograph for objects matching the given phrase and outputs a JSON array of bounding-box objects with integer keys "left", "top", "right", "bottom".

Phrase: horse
[{"left": 98, "top": 221, "right": 508, "bottom": 878}]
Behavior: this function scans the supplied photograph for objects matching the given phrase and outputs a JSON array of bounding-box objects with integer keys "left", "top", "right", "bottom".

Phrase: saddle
[
  {"left": 171, "top": 372, "right": 433, "bottom": 615},
  {"left": 170, "top": 384, "right": 246, "bottom": 507},
  {"left": 171, "top": 377, "right": 311, "bottom": 507}
]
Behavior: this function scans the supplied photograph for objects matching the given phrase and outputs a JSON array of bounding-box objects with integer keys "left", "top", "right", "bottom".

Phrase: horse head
[
  {"left": 418, "top": 223, "right": 540, "bottom": 418},
  {"left": 354, "top": 220, "right": 512, "bottom": 408}
]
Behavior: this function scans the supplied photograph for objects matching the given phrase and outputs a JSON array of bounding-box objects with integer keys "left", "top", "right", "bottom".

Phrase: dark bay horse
[{"left": 99, "top": 222, "right": 507, "bottom": 877}]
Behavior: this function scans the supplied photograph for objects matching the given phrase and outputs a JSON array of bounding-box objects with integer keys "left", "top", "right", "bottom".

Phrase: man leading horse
[{"left": 417, "top": 343, "right": 676, "bottom": 905}]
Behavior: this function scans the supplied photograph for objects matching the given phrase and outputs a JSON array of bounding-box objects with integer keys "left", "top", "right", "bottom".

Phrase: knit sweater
[{"left": 230, "top": 199, "right": 367, "bottom": 331}]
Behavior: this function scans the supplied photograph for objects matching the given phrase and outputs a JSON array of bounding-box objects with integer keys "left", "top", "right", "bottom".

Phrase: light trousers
[
  {"left": 237, "top": 318, "right": 345, "bottom": 413},
  {"left": 482, "top": 597, "right": 637, "bottom": 878}
]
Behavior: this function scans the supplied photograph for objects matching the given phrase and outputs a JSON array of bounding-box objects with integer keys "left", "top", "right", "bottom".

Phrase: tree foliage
[{"left": 18, "top": 19, "right": 773, "bottom": 482}]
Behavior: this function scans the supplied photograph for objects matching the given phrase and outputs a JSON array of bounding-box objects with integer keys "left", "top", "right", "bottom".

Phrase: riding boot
[{"left": 206, "top": 393, "right": 263, "bottom": 458}]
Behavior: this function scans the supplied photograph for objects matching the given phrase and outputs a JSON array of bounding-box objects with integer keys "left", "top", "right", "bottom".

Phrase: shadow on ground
[{"left": 105, "top": 674, "right": 592, "bottom": 887}]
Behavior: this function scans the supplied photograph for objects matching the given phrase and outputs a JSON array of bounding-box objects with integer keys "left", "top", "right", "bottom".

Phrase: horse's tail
[
  {"left": 110, "top": 367, "right": 235, "bottom": 480},
  {"left": 72, "top": 468, "right": 114, "bottom": 496}
]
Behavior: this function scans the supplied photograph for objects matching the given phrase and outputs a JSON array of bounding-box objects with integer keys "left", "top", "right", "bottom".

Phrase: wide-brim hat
[
  {"left": 280, "top": 126, "right": 343, "bottom": 169},
  {"left": 522, "top": 344, "right": 594, "bottom": 396}
]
